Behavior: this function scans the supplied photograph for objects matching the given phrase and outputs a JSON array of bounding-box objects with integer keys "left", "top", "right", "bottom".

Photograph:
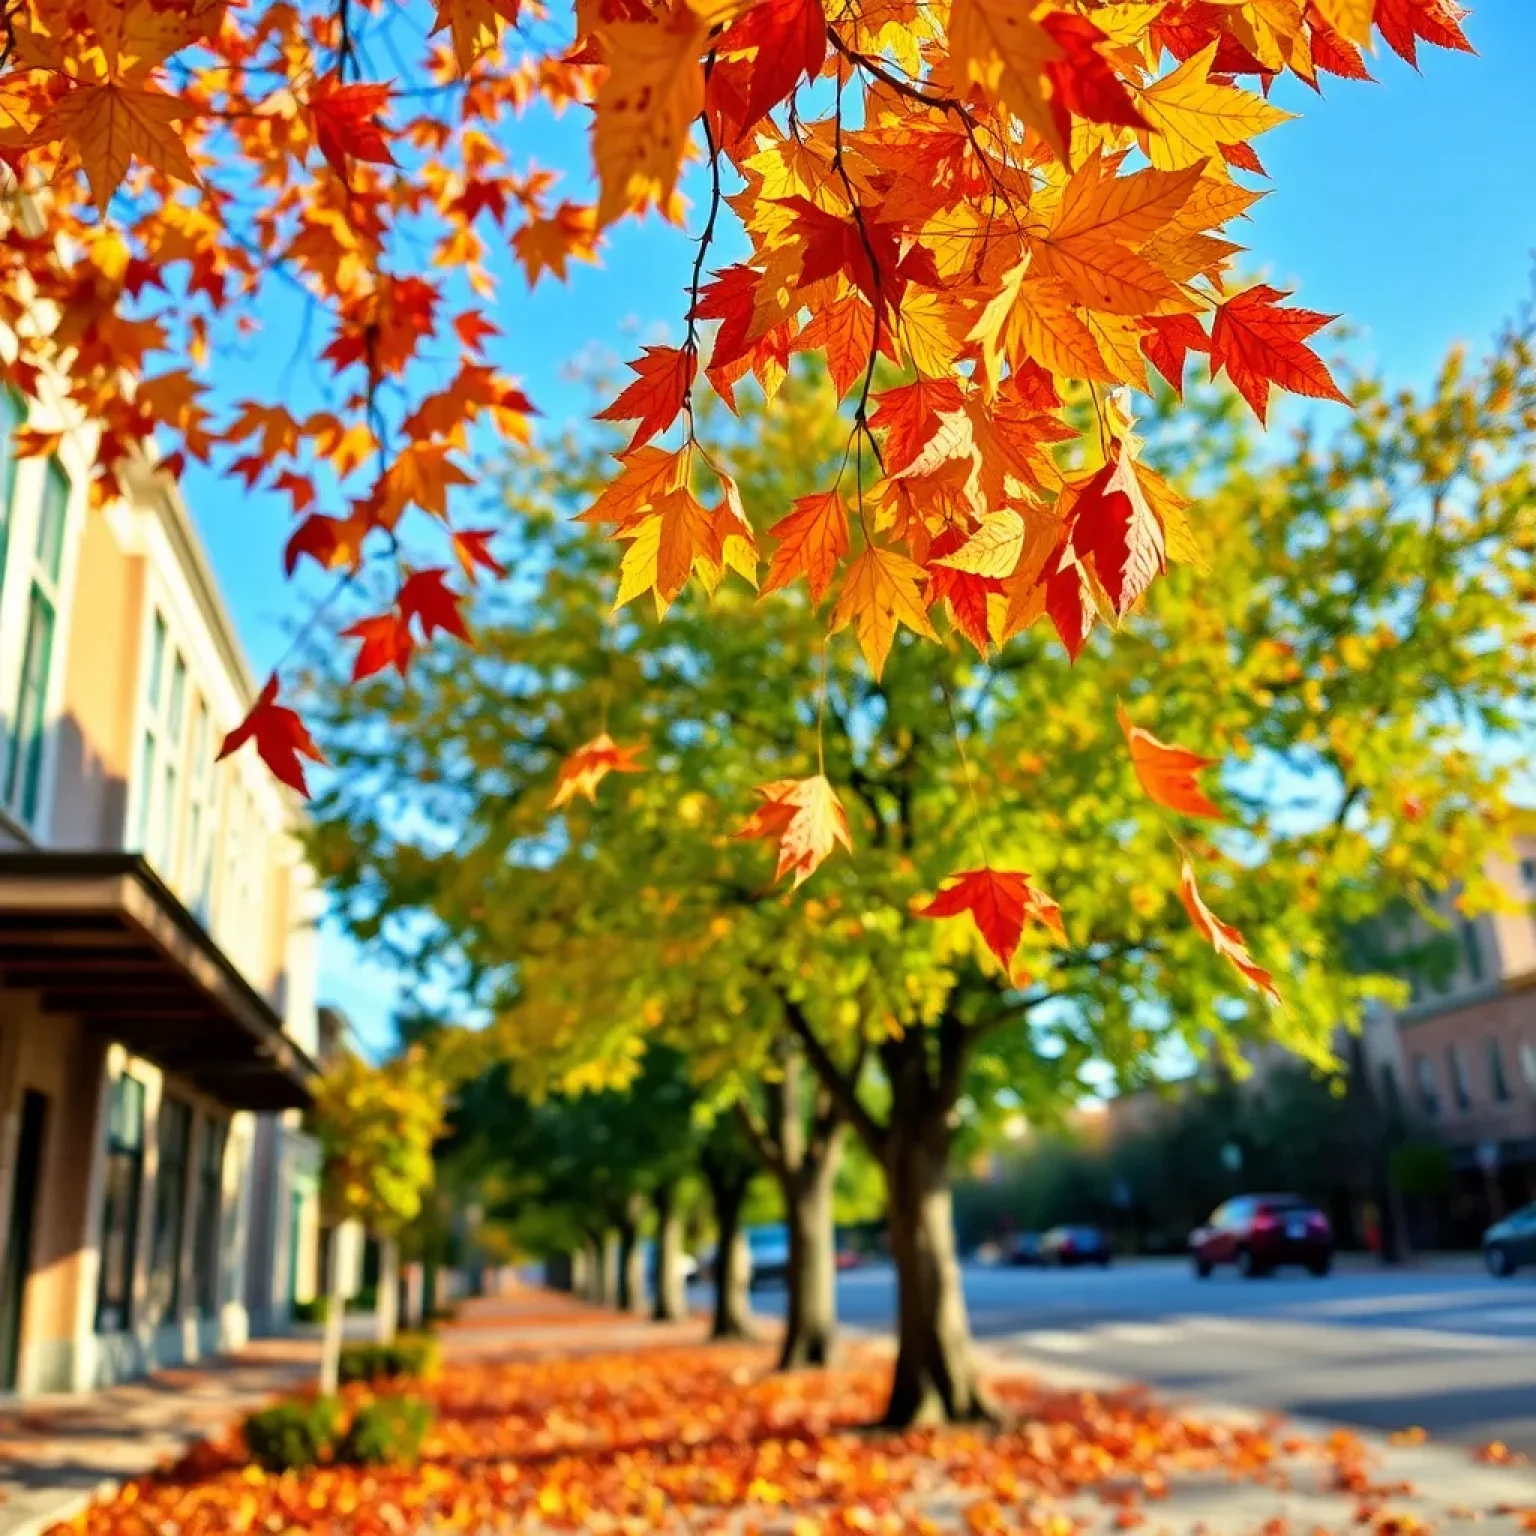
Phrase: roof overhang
[{"left": 0, "top": 853, "right": 317, "bottom": 1111}]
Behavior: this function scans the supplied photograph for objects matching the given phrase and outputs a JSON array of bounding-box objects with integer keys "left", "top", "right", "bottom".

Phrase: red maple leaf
[
  {"left": 917, "top": 867, "right": 1065, "bottom": 971},
  {"left": 718, "top": 0, "right": 829, "bottom": 129},
  {"left": 1140, "top": 314, "right": 1210, "bottom": 398},
  {"left": 343, "top": 611, "right": 415, "bottom": 681},
  {"left": 398, "top": 567, "right": 470, "bottom": 642},
  {"left": 595, "top": 345, "right": 696, "bottom": 451},
  {"left": 451, "top": 528, "right": 508, "bottom": 583},
  {"left": 1042, "top": 12, "right": 1148, "bottom": 147},
  {"left": 1069, "top": 447, "right": 1165, "bottom": 618},
  {"left": 453, "top": 309, "right": 500, "bottom": 353},
  {"left": 284, "top": 513, "right": 345, "bottom": 576},
  {"left": 1375, "top": 0, "right": 1474, "bottom": 68},
  {"left": 218, "top": 675, "right": 326, "bottom": 797},
  {"left": 1209, "top": 284, "right": 1348, "bottom": 424},
  {"left": 311, "top": 79, "right": 397, "bottom": 179},
  {"left": 870, "top": 377, "right": 966, "bottom": 474}
]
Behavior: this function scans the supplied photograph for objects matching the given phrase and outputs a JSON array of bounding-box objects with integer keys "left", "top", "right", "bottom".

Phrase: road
[{"left": 735, "top": 1259, "right": 1536, "bottom": 1455}]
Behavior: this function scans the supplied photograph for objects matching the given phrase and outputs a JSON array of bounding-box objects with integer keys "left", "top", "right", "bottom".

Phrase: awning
[{"left": 0, "top": 852, "right": 317, "bottom": 1110}]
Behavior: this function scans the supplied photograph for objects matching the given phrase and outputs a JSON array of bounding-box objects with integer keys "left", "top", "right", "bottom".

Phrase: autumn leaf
[
  {"left": 1068, "top": 445, "right": 1165, "bottom": 618},
  {"left": 1179, "top": 859, "right": 1280, "bottom": 1004},
  {"left": 1136, "top": 43, "right": 1293, "bottom": 171},
  {"left": 451, "top": 528, "right": 508, "bottom": 583},
  {"left": 1315, "top": 0, "right": 1373, "bottom": 46},
  {"left": 947, "top": 0, "right": 1064, "bottom": 157},
  {"left": 716, "top": 0, "right": 826, "bottom": 130},
  {"left": 735, "top": 774, "right": 853, "bottom": 887},
  {"left": 1376, "top": 0, "right": 1474, "bottom": 67},
  {"left": 591, "top": 5, "right": 709, "bottom": 226},
  {"left": 613, "top": 484, "right": 722, "bottom": 613},
  {"left": 343, "top": 611, "right": 415, "bottom": 680},
  {"left": 432, "top": 0, "right": 521, "bottom": 73},
  {"left": 218, "top": 675, "right": 326, "bottom": 797},
  {"left": 398, "top": 567, "right": 471, "bottom": 642},
  {"left": 595, "top": 345, "right": 697, "bottom": 452},
  {"left": 1209, "top": 284, "right": 1349, "bottom": 424},
  {"left": 1117, "top": 702, "right": 1222, "bottom": 819},
  {"left": 760, "top": 490, "right": 849, "bottom": 604},
  {"left": 829, "top": 544, "right": 938, "bottom": 678},
  {"left": 937, "top": 509, "right": 1026, "bottom": 580},
  {"left": 550, "top": 732, "right": 647, "bottom": 808},
  {"left": 311, "top": 79, "right": 396, "bottom": 178},
  {"left": 917, "top": 867, "right": 1065, "bottom": 971},
  {"left": 40, "top": 81, "right": 200, "bottom": 211}
]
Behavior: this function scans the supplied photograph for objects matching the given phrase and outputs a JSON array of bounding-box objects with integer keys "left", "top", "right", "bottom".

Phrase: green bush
[
  {"left": 343, "top": 1396, "right": 435, "bottom": 1466},
  {"left": 344, "top": 1285, "right": 378, "bottom": 1314},
  {"left": 242, "top": 1396, "right": 342, "bottom": 1471},
  {"left": 291, "top": 1297, "right": 330, "bottom": 1324},
  {"left": 337, "top": 1332, "right": 441, "bottom": 1385}
]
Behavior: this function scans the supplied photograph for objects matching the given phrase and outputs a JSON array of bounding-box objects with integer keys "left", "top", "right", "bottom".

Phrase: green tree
[{"left": 309, "top": 316, "right": 1536, "bottom": 1423}]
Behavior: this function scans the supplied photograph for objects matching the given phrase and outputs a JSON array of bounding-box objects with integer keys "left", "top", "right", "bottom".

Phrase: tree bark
[
  {"left": 318, "top": 1224, "right": 347, "bottom": 1397},
  {"left": 598, "top": 1229, "right": 621, "bottom": 1308},
  {"left": 567, "top": 1247, "right": 590, "bottom": 1297},
  {"left": 879, "top": 1030, "right": 991, "bottom": 1427},
  {"left": 617, "top": 1199, "right": 647, "bottom": 1315},
  {"left": 778, "top": 1134, "right": 839, "bottom": 1368},
  {"left": 375, "top": 1235, "right": 400, "bottom": 1344},
  {"left": 702, "top": 1146, "right": 755, "bottom": 1342},
  {"left": 653, "top": 1183, "right": 689, "bottom": 1322}
]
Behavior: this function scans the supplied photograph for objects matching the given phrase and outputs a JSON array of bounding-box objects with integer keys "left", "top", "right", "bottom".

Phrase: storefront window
[
  {"left": 147, "top": 1097, "right": 192, "bottom": 1323},
  {"left": 95, "top": 1074, "right": 146, "bottom": 1334},
  {"left": 193, "top": 1118, "right": 227, "bottom": 1317}
]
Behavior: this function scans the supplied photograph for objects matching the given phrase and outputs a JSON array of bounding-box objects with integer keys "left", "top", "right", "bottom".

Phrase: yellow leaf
[
  {"left": 42, "top": 80, "right": 200, "bottom": 211},
  {"left": 1314, "top": 0, "right": 1373, "bottom": 45},
  {"left": 947, "top": 0, "right": 1065, "bottom": 157},
  {"left": 936, "top": 509, "right": 1025, "bottom": 579},
  {"left": 971, "top": 264, "right": 1114, "bottom": 394},
  {"left": 592, "top": 7, "right": 709, "bottom": 227},
  {"left": 612, "top": 484, "right": 719, "bottom": 614},
  {"left": 900, "top": 289, "right": 965, "bottom": 379},
  {"left": 829, "top": 544, "right": 937, "bottom": 677},
  {"left": 431, "top": 0, "right": 524, "bottom": 74},
  {"left": 1136, "top": 42, "right": 1293, "bottom": 171}
]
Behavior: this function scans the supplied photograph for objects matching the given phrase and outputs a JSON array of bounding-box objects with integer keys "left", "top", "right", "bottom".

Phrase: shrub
[
  {"left": 243, "top": 1397, "right": 342, "bottom": 1471},
  {"left": 343, "top": 1396, "right": 435, "bottom": 1466},
  {"left": 345, "top": 1285, "right": 378, "bottom": 1314},
  {"left": 337, "top": 1332, "right": 441, "bottom": 1385},
  {"left": 291, "top": 1297, "right": 330, "bottom": 1324}
]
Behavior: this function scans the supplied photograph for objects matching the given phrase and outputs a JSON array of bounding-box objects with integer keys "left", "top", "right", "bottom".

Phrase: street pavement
[{"left": 728, "top": 1258, "right": 1536, "bottom": 1457}]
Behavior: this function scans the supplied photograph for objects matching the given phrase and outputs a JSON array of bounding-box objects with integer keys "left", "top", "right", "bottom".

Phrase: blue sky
[{"left": 177, "top": 5, "right": 1536, "bottom": 1047}]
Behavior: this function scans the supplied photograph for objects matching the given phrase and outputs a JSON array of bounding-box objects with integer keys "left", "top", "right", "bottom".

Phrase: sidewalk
[{"left": 5, "top": 1288, "right": 1535, "bottom": 1536}]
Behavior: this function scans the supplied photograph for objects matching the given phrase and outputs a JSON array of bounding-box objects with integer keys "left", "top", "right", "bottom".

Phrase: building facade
[
  {"left": 0, "top": 379, "right": 320, "bottom": 1397},
  {"left": 1359, "top": 836, "right": 1536, "bottom": 1240}
]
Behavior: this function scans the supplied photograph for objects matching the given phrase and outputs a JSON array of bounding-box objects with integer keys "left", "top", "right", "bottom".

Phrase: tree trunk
[
  {"left": 568, "top": 1247, "right": 590, "bottom": 1298},
  {"left": 375, "top": 1235, "right": 400, "bottom": 1344},
  {"left": 703, "top": 1158, "right": 754, "bottom": 1342},
  {"left": 319, "top": 1225, "right": 347, "bottom": 1397},
  {"left": 882, "top": 1119, "right": 990, "bottom": 1427},
  {"left": 617, "top": 1204, "right": 647, "bottom": 1315},
  {"left": 778, "top": 1138, "right": 839, "bottom": 1368},
  {"left": 653, "top": 1183, "right": 689, "bottom": 1323},
  {"left": 599, "top": 1230, "right": 621, "bottom": 1307}
]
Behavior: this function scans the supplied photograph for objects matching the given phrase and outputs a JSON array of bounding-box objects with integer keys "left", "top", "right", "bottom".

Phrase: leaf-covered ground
[{"left": 49, "top": 1336, "right": 1451, "bottom": 1536}]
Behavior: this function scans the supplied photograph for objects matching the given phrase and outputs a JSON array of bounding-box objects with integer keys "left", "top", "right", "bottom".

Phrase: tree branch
[
  {"left": 780, "top": 998, "right": 886, "bottom": 1156},
  {"left": 733, "top": 1098, "right": 784, "bottom": 1178}
]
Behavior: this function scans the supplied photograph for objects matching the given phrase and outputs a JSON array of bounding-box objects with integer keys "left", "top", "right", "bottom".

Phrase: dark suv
[{"left": 1190, "top": 1195, "right": 1333, "bottom": 1278}]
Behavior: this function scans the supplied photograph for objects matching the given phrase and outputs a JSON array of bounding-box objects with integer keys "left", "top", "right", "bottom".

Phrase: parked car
[
  {"left": 1007, "top": 1232, "right": 1046, "bottom": 1267},
  {"left": 835, "top": 1245, "right": 861, "bottom": 1271},
  {"left": 746, "top": 1223, "right": 790, "bottom": 1288},
  {"left": 1190, "top": 1195, "right": 1332, "bottom": 1279},
  {"left": 1041, "top": 1226, "right": 1112, "bottom": 1267},
  {"left": 1483, "top": 1202, "right": 1536, "bottom": 1277}
]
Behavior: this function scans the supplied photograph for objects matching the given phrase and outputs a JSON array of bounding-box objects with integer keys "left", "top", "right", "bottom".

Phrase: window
[
  {"left": 1488, "top": 1039, "right": 1512, "bottom": 1103},
  {"left": 1448, "top": 1044, "right": 1472, "bottom": 1111},
  {"left": 1460, "top": 920, "right": 1485, "bottom": 984},
  {"left": 186, "top": 699, "right": 217, "bottom": 922},
  {"left": 193, "top": 1118, "right": 227, "bottom": 1317},
  {"left": 95, "top": 1074, "right": 146, "bottom": 1334},
  {"left": 1415, "top": 1055, "right": 1439, "bottom": 1117},
  {"left": 1521, "top": 858, "right": 1536, "bottom": 889},
  {"left": 1523, "top": 1042, "right": 1536, "bottom": 1094},
  {"left": 2, "top": 459, "right": 69, "bottom": 825},
  {"left": 0, "top": 388, "right": 22, "bottom": 605},
  {"left": 136, "top": 614, "right": 192, "bottom": 877},
  {"left": 147, "top": 1097, "right": 192, "bottom": 1323}
]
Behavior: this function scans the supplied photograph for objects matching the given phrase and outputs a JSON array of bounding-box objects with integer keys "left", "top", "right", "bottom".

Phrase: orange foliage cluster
[{"left": 52, "top": 1342, "right": 1404, "bottom": 1536}]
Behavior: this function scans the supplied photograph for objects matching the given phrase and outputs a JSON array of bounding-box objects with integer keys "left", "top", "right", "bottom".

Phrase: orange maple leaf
[
  {"left": 550, "top": 732, "right": 647, "bottom": 808},
  {"left": 310, "top": 79, "right": 397, "bottom": 179},
  {"left": 217, "top": 675, "right": 326, "bottom": 797},
  {"left": 917, "top": 867, "right": 1065, "bottom": 971},
  {"left": 1209, "top": 285, "right": 1349, "bottom": 425},
  {"left": 760, "top": 490, "right": 849, "bottom": 604},
  {"left": 398, "top": 567, "right": 471, "bottom": 642},
  {"left": 735, "top": 775, "right": 853, "bottom": 888},
  {"left": 343, "top": 611, "right": 415, "bottom": 681},
  {"left": 1117, "top": 702, "right": 1223, "bottom": 819},
  {"left": 1179, "top": 859, "right": 1280, "bottom": 1004},
  {"left": 595, "top": 345, "right": 696, "bottom": 452},
  {"left": 451, "top": 528, "right": 507, "bottom": 583}
]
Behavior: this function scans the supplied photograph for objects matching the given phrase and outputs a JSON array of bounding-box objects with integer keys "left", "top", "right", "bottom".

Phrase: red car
[{"left": 1190, "top": 1195, "right": 1333, "bottom": 1279}]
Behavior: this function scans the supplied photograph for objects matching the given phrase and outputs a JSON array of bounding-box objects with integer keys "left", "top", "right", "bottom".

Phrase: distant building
[{"left": 0, "top": 407, "right": 319, "bottom": 1397}]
